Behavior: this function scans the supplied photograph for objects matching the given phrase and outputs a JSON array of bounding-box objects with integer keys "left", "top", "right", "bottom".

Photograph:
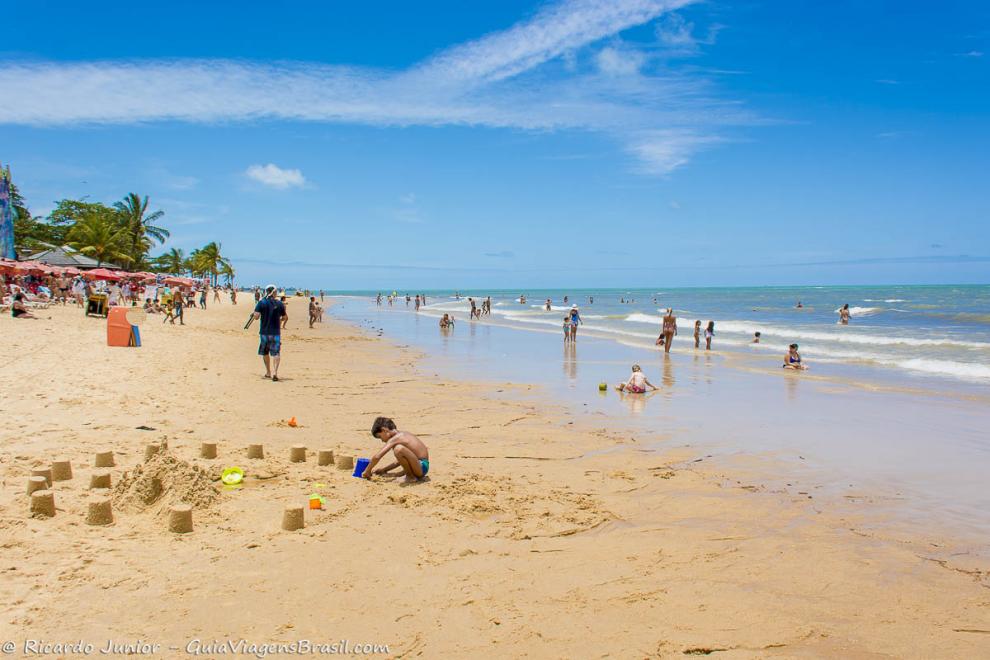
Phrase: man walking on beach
[{"left": 253, "top": 284, "right": 287, "bottom": 382}]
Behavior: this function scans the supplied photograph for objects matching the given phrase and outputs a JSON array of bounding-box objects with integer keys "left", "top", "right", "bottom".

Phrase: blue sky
[{"left": 1, "top": 0, "right": 988, "bottom": 289}]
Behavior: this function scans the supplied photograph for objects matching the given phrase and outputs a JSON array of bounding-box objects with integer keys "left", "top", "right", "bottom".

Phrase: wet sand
[{"left": 1, "top": 299, "right": 988, "bottom": 657}]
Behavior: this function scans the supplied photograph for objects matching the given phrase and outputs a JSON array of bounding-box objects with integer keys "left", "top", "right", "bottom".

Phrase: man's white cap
[
  {"left": 265, "top": 284, "right": 277, "bottom": 294},
  {"left": 571, "top": 304, "right": 578, "bottom": 309}
]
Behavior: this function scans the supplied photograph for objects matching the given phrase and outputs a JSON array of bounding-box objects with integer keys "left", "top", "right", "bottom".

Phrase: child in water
[
  {"left": 694, "top": 320, "right": 702, "bottom": 348},
  {"left": 783, "top": 343, "right": 808, "bottom": 370},
  {"left": 616, "top": 364, "right": 657, "bottom": 393},
  {"left": 563, "top": 316, "right": 571, "bottom": 342},
  {"left": 705, "top": 321, "right": 715, "bottom": 350}
]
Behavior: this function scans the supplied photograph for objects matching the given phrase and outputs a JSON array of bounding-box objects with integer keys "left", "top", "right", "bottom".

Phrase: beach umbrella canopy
[
  {"left": 85, "top": 268, "right": 123, "bottom": 281},
  {"left": 11, "top": 261, "right": 46, "bottom": 274},
  {"left": 62, "top": 266, "right": 81, "bottom": 276}
]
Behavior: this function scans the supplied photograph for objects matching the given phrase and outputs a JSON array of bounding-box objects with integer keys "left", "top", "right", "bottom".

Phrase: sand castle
[
  {"left": 51, "top": 458, "right": 72, "bottom": 481},
  {"left": 31, "top": 490, "right": 55, "bottom": 517},
  {"left": 31, "top": 467, "right": 53, "bottom": 487},
  {"left": 90, "top": 469, "right": 112, "bottom": 489},
  {"left": 27, "top": 475, "right": 48, "bottom": 495},
  {"left": 168, "top": 504, "right": 193, "bottom": 533},
  {"left": 86, "top": 498, "right": 114, "bottom": 526},
  {"left": 282, "top": 505, "right": 304, "bottom": 531},
  {"left": 26, "top": 438, "right": 361, "bottom": 534}
]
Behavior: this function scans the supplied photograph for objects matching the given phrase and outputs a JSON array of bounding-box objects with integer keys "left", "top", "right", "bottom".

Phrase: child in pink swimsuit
[{"left": 615, "top": 364, "right": 657, "bottom": 393}]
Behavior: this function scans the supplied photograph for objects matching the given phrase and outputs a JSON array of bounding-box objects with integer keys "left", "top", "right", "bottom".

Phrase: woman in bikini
[
  {"left": 783, "top": 343, "right": 808, "bottom": 370},
  {"left": 661, "top": 309, "right": 677, "bottom": 353}
]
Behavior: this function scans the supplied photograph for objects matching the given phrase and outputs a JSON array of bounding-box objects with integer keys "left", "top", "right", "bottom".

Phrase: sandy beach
[{"left": 2, "top": 298, "right": 989, "bottom": 658}]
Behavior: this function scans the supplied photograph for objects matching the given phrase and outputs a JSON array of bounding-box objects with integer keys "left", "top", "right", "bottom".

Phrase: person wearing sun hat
[{"left": 252, "top": 284, "right": 287, "bottom": 381}]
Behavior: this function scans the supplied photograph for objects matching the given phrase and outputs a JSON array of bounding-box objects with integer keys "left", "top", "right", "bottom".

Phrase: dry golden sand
[{"left": 1, "top": 299, "right": 988, "bottom": 658}]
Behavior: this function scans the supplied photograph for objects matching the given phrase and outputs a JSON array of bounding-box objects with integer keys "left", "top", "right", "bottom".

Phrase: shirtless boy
[{"left": 363, "top": 417, "right": 431, "bottom": 483}]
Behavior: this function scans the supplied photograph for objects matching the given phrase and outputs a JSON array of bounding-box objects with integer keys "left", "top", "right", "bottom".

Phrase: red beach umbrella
[{"left": 85, "top": 268, "right": 122, "bottom": 281}]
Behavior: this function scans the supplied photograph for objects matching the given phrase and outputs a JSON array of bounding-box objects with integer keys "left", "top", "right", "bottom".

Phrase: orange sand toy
[
  {"left": 287, "top": 417, "right": 298, "bottom": 427},
  {"left": 308, "top": 494, "right": 323, "bottom": 510}
]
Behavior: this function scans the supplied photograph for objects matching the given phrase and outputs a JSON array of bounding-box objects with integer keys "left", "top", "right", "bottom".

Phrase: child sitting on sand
[
  {"left": 362, "top": 417, "right": 431, "bottom": 483},
  {"left": 615, "top": 364, "right": 657, "bottom": 393}
]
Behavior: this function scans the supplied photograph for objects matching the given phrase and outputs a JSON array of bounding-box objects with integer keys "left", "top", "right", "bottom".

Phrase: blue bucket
[{"left": 353, "top": 457, "right": 370, "bottom": 478}]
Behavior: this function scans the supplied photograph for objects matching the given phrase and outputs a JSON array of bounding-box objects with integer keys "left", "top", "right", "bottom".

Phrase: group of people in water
[{"left": 376, "top": 292, "right": 829, "bottom": 381}]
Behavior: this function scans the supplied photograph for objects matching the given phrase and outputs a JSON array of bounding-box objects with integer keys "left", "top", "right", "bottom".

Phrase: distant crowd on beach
[{"left": 1, "top": 265, "right": 241, "bottom": 323}]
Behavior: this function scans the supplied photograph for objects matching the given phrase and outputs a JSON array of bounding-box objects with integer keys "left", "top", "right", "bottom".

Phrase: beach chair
[{"left": 86, "top": 294, "right": 109, "bottom": 318}]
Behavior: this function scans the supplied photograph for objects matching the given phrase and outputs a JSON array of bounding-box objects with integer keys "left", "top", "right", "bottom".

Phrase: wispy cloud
[
  {"left": 875, "top": 78, "right": 900, "bottom": 85},
  {"left": 655, "top": 12, "right": 723, "bottom": 56},
  {"left": 245, "top": 163, "right": 306, "bottom": 189},
  {"left": 595, "top": 44, "right": 648, "bottom": 76},
  {"left": 484, "top": 250, "right": 516, "bottom": 258},
  {"left": 0, "top": 0, "right": 749, "bottom": 174},
  {"left": 625, "top": 129, "right": 725, "bottom": 174}
]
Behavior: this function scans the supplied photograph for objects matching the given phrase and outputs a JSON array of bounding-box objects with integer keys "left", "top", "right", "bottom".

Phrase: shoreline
[
  {"left": 2, "top": 298, "right": 989, "bottom": 656},
  {"left": 333, "top": 296, "right": 990, "bottom": 544}
]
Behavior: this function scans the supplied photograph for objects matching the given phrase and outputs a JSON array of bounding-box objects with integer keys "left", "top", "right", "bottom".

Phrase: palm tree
[
  {"left": 189, "top": 241, "right": 231, "bottom": 286},
  {"left": 114, "top": 193, "right": 169, "bottom": 265},
  {"left": 219, "top": 260, "right": 236, "bottom": 286},
  {"left": 67, "top": 212, "right": 131, "bottom": 267},
  {"left": 154, "top": 247, "right": 186, "bottom": 274}
]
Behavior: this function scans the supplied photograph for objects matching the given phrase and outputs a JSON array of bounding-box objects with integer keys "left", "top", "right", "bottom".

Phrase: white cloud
[
  {"left": 656, "top": 13, "right": 697, "bottom": 49},
  {"left": 625, "top": 130, "right": 724, "bottom": 174},
  {"left": 245, "top": 163, "right": 306, "bottom": 189},
  {"left": 399, "top": 193, "right": 416, "bottom": 205},
  {"left": 595, "top": 45, "right": 647, "bottom": 76},
  {"left": 655, "top": 12, "right": 722, "bottom": 55},
  {"left": 0, "top": 0, "right": 750, "bottom": 174}
]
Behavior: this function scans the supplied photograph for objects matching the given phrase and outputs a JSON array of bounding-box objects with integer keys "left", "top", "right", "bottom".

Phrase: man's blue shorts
[{"left": 259, "top": 334, "right": 281, "bottom": 357}]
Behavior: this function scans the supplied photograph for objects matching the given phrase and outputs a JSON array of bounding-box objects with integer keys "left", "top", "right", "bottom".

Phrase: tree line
[{"left": 10, "top": 185, "right": 234, "bottom": 284}]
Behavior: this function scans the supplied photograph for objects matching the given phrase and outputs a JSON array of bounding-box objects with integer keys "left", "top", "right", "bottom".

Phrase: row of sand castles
[{"left": 25, "top": 440, "right": 359, "bottom": 533}]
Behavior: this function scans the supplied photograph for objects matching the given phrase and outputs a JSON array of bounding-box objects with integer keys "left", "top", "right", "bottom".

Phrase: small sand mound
[{"left": 113, "top": 451, "right": 219, "bottom": 516}]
